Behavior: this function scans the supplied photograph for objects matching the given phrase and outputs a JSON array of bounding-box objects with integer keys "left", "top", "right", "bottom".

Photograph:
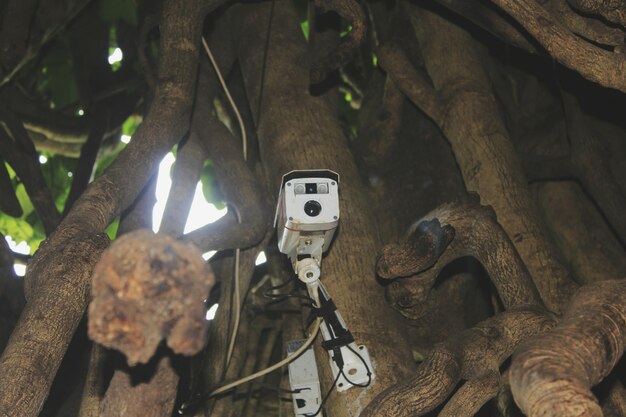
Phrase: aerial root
[
  {"left": 362, "top": 306, "right": 556, "bottom": 416},
  {"left": 510, "top": 279, "right": 626, "bottom": 417}
]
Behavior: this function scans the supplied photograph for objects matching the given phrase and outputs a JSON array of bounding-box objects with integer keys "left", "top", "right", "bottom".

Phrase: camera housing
[{"left": 275, "top": 170, "right": 339, "bottom": 269}]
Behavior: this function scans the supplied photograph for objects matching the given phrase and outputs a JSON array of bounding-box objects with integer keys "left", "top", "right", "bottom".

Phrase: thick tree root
[
  {"left": 88, "top": 230, "right": 214, "bottom": 365},
  {"left": 377, "top": 201, "right": 542, "bottom": 321},
  {"left": 362, "top": 305, "right": 556, "bottom": 417},
  {"left": 510, "top": 279, "right": 626, "bottom": 417},
  {"left": 381, "top": 5, "right": 578, "bottom": 313},
  {"left": 438, "top": 370, "right": 501, "bottom": 417}
]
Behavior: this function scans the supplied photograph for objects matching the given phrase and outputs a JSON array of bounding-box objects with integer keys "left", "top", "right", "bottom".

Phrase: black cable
[
  {"left": 262, "top": 277, "right": 316, "bottom": 306},
  {"left": 303, "top": 370, "right": 342, "bottom": 417},
  {"left": 256, "top": 382, "right": 311, "bottom": 394},
  {"left": 262, "top": 278, "right": 293, "bottom": 297}
]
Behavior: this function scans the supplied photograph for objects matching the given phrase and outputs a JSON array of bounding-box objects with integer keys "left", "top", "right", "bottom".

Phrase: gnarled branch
[
  {"left": 378, "top": 201, "right": 543, "bottom": 320},
  {"left": 379, "top": 6, "right": 577, "bottom": 312},
  {"left": 510, "top": 279, "right": 626, "bottom": 417},
  {"left": 362, "top": 305, "right": 556, "bottom": 417},
  {"left": 488, "top": 0, "right": 626, "bottom": 93}
]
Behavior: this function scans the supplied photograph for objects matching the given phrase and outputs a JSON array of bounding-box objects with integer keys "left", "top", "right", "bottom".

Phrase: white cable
[
  {"left": 224, "top": 205, "right": 243, "bottom": 368},
  {"left": 202, "top": 37, "right": 248, "bottom": 371},
  {"left": 210, "top": 318, "right": 321, "bottom": 397},
  {"left": 201, "top": 37, "right": 247, "bottom": 161}
]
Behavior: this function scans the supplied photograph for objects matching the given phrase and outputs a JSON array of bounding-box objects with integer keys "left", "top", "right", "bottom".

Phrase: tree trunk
[{"left": 231, "top": 1, "right": 416, "bottom": 415}]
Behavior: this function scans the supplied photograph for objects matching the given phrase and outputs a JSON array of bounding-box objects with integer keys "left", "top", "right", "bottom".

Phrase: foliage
[
  {"left": 0, "top": 165, "right": 45, "bottom": 253},
  {"left": 200, "top": 160, "right": 226, "bottom": 210}
]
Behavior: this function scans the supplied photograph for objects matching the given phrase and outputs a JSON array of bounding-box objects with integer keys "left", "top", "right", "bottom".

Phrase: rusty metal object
[{"left": 88, "top": 229, "right": 214, "bottom": 365}]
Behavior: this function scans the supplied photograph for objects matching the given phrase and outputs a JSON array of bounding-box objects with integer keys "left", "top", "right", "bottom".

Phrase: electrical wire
[
  {"left": 201, "top": 37, "right": 247, "bottom": 160},
  {"left": 224, "top": 206, "right": 244, "bottom": 368},
  {"left": 212, "top": 318, "right": 320, "bottom": 396},
  {"left": 201, "top": 36, "right": 248, "bottom": 372}
]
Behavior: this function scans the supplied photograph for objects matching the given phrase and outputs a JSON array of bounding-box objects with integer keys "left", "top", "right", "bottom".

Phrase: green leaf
[
  {"left": 40, "top": 155, "right": 76, "bottom": 212},
  {"left": 0, "top": 214, "right": 33, "bottom": 243},
  {"left": 200, "top": 161, "right": 226, "bottom": 210},
  {"left": 301, "top": 20, "right": 309, "bottom": 41},
  {"left": 14, "top": 183, "right": 34, "bottom": 217},
  {"left": 106, "top": 217, "right": 120, "bottom": 240},
  {"left": 122, "top": 114, "right": 142, "bottom": 136},
  {"left": 0, "top": 183, "right": 45, "bottom": 253}
]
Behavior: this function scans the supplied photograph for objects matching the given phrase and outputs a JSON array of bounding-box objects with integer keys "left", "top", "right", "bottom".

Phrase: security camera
[
  {"left": 274, "top": 170, "right": 339, "bottom": 278},
  {"left": 276, "top": 170, "right": 375, "bottom": 397}
]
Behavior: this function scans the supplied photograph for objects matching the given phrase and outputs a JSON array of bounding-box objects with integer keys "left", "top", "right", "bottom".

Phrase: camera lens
[{"left": 304, "top": 200, "right": 322, "bottom": 217}]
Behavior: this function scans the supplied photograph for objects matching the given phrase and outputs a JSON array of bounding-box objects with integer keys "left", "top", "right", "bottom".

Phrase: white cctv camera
[{"left": 274, "top": 170, "right": 339, "bottom": 280}]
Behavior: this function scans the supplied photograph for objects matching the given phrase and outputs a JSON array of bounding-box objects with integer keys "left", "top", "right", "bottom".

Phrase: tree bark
[
  {"left": 380, "top": 4, "right": 578, "bottom": 313},
  {"left": 510, "top": 279, "right": 626, "bottom": 417}
]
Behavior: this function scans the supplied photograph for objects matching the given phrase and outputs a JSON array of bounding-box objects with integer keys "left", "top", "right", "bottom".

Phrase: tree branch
[
  {"left": 158, "top": 132, "right": 207, "bottom": 236},
  {"left": 0, "top": 155, "right": 22, "bottom": 217},
  {"left": 438, "top": 370, "right": 501, "bottom": 417},
  {"left": 567, "top": 0, "right": 626, "bottom": 27},
  {"left": 563, "top": 94, "right": 626, "bottom": 245},
  {"left": 378, "top": 201, "right": 543, "bottom": 321},
  {"left": 510, "top": 279, "right": 626, "bottom": 417},
  {"left": 63, "top": 111, "right": 107, "bottom": 215},
  {"left": 545, "top": 0, "right": 625, "bottom": 47},
  {"left": 0, "top": 0, "right": 94, "bottom": 88},
  {"left": 182, "top": 59, "right": 269, "bottom": 252},
  {"left": 432, "top": 0, "right": 538, "bottom": 54},
  {"left": 488, "top": 0, "right": 626, "bottom": 93},
  {"left": 0, "top": 0, "right": 39, "bottom": 71},
  {"left": 0, "top": 113, "right": 61, "bottom": 234},
  {"left": 382, "top": 5, "right": 577, "bottom": 313},
  {"left": 0, "top": 0, "right": 207, "bottom": 414},
  {"left": 362, "top": 305, "right": 556, "bottom": 417},
  {"left": 377, "top": 42, "right": 445, "bottom": 125}
]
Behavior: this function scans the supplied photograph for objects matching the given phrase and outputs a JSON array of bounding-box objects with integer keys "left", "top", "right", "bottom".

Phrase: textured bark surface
[
  {"left": 362, "top": 305, "right": 556, "bottom": 417},
  {"left": 183, "top": 66, "right": 269, "bottom": 253},
  {"left": 536, "top": 181, "right": 626, "bottom": 284},
  {"left": 381, "top": 5, "right": 578, "bottom": 313},
  {"left": 379, "top": 202, "right": 543, "bottom": 321},
  {"left": 0, "top": 232, "right": 109, "bottom": 417},
  {"left": 489, "top": 0, "right": 626, "bottom": 93},
  {"left": 76, "top": 344, "right": 107, "bottom": 417},
  {"left": 510, "top": 279, "right": 626, "bottom": 417},
  {"left": 232, "top": 2, "right": 416, "bottom": 415}
]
